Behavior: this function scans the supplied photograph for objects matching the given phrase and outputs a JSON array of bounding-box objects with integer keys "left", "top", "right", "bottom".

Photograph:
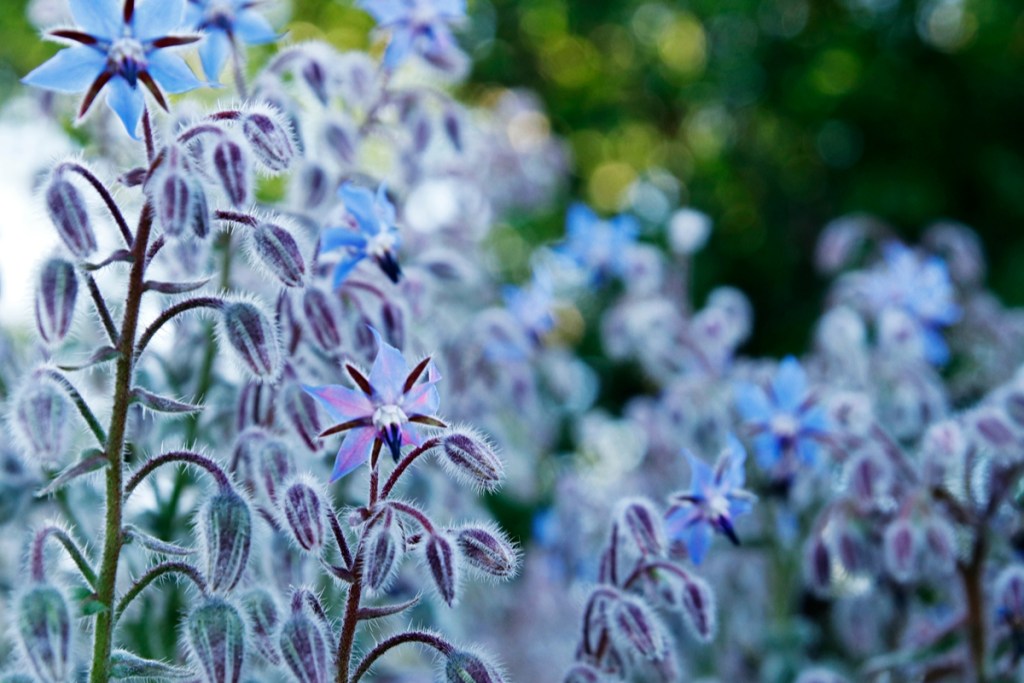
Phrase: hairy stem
[
  {"left": 335, "top": 560, "right": 363, "bottom": 683},
  {"left": 115, "top": 561, "right": 206, "bottom": 621},
  {"left": 350, "top": 631, "right": 454, "bottom": 683},
  {"left": 30, "top": 525, "right": 97, "bottom": 588}
]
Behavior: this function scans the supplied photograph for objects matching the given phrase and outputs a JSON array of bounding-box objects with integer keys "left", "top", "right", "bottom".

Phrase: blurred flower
[
  {"left": 359, "top": 0, "right": 466, "bottom": 69},
  {"left": 666, "top": 435, "right": 756, "bottom": 564},
  {"left": 556, "top": 202, "right": 639, "bottom": 283},
  {"left": 503, "top": 269, "right": 557, "bottom": 345},
  {"left": 22, "top": 0, "right": 203, "bottom": 137},
  {"left": 187, "top": 0, "right": 280, "bottom": 82},
  {"left": 320, "top": 183, "right": 403, "bottom": 288}
]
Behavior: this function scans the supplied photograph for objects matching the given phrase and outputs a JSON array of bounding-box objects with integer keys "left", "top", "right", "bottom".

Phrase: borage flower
[
  {"left": 666, "top": 435, "right": 756, "bottom": 565},
  {"left": 186, "top": 0, "right": 280, "bottom": 82},
  {"left": 359, "top": 0, "right": 466, "bottom": 70},
  {"left": 320, "top": 183, "right": 403, "bottom": 288},
  {"left": 557, "top": 202, "right": 639, "bottom": 283},
  {"left": 303, "top": 329, "right": 443, "bottom": 481},
  {"left": 22, "top": 0, "right": 203, "bottom": 137}
]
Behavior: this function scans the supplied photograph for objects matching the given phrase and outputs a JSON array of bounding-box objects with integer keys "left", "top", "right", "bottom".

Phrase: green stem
[{"left": 114, "top": 561, "right": 206, "bottom": 622}]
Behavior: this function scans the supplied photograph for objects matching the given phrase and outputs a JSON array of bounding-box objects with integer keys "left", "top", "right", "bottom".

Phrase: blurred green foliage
[{"left": 3, "top": 0, "right": 1024, "bottom": 354}]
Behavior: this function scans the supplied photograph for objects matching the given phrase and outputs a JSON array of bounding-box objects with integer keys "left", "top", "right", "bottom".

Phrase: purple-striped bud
[
  {"left": 363, "top": 507, "right": 402, "bottom": 592},
  {"left": 230, "top": 428, "right": 268, "bottom": 494},
  {"left": 252, "top": 222, "right": 306, "bottom": 287},
  {"left": 243, "top": 111, "right": 296, "bottom": 172},
  {"left": 970, "top": 407, "right": 1018, "bottom": 455},
  {"left": 441, "top": 430, "right": 504, "bottom": 491},
  {"left": 294, "top": 163, "right": 330, "bottom": 210},
  {"left": 302, "top": 58, "right": 329, "bottom": 104},
  {"left": 221, "top": 302, "right": 281, "bottom": 380},
  {"left": 282, "top": 383, "right": 323, "bottom": 452},
  {"left": 302, "top": 288, "right": 342, "bottom": 351},
  {"left": 279, "top": 608, "right": 329, "bottom": 683},
  {"left": 455, "top": 525, "right": 518, "bottom": 580},
  {"left": 846, "top": 451, "right": 893, "bottom": 510},
  {"left": 186, "top": 598, "right": 246, "bottom": 683},
  {"left": 236, "top": 381, "right": 277, "bottom": 431},
  {"left": 996, "top": 565, "right": 1024, "bottom": 628},
  {"left": 617, "top": 499, "right": 665, "bottom": 557},
  {"left": 281, "top": 480, "right": 325, "bottom": 553},
  {"left": 242, "top": 589, "right": 281, "bottom": 666},
  {"left": 923, "top": 517, "right": 957, "bottom": 576},
  {"left": 211, "top": 137, "right": 252, "bottom": 208},
  {"left": 883, "top": 519, "right": 918, "bottom": 584},
  {"left": 13, "top": 378, "right": 73, "bottom": 462},
  {"left": 444, "top": 650, "right": 506, "bottom": 683},
  {"left": 804, "top": 535, "right": 832, "bottom": 596},
  {"left": 835, "top": 523, "right": 864, "bottom": 575},
  {"left": 381, "top": 301, "right": 405, "bottom": 351},
  {"left": 921, "top": 420, "right": 967, "bottom": 486},
  {"left": 443, "top": 107, "right": 463, "bottom": 151},
  {"left": 16, "top": 585, "right": 72, "bottom": 683},
  {"left": 259, "top": 438, "right": 295, "bottom": 504},
  {"left": 45, "top": 177, "right": 96, "bottom": 258},
  {"left": 609, "top": 596, "right": 663, "bottom": 659},
  {"left": 152, "top": 171, "right": 192, "bottom": 238},
  {"left": 324, "top": 120, "right": 357, "bottom": 166},
  {"left": 425, "top": 532, "right": 459, "bottom": 606},
  {"left": 679, "top": 573, "right": 716, "bottom": 643},
  {"left": 563, "top": 664, "right": 605, "bottom": 683},
  {"left": 200, "top": 487, "right": 252, "bottom": 593},
  {"left": 191, "top": 180, "right": 211, "bottom": 239},
  {"left": 34, "top": 258, "right": 78, "bottom": 345}
]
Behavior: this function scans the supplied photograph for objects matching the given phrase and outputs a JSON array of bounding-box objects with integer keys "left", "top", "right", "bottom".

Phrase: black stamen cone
[
  {"left": 375, "top": 252, "right": 402, "bottom": 284},
  {"left": 382, "top": 424, "right": 403, "bottom": 463}
]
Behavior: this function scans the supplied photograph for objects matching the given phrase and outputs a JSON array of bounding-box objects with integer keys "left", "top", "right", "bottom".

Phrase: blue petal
[
  {"left": 720, "top": 434, "right": 748, "bottom": 488},
  {"left": 330, "top": 427, "right": 376, "bottom": 481},
  {"left": 146, "top": 50, "right": 202, "bottom": 94},
  {"left": 375, "top": 183, "right": 396, "bottom": 224},
  {"left": 796, "top": 438, "right": 820, "bottom": 466},
  {"left": 338, "top": 183, "right": 377, "bottom": 234},
  {"left": 105, "top": 77, "right": 145, "bottom": 139},
  {"left": 22, "top": 46, "right": 106, "bottom": 93},
  {"left": 801, "top": 405, "right": 830, "bottom": 434},
  {"left": 565, "top": 202, "right": 596, "bottom": 239},
  {"left": 235, "top": 10, "right": 279, "bottom": 44},
  {"left": 734, "top": 382, "right": 772, "bottom": 422},
  {"left": 611, "top": 213, "right": 639, "bottom": 241},
  {"left": 134, "top": 0, "right": 187, "bottom": 40},
  {"left": 434, "top": 0, "right": 467, "bottom": 17},
  {"left": 729, "top": 498, "right": 753, "bottom": 518},
  {"left": 359, "top": 0, "right": 407, "bottom": 25},
  {"left": 684, "top": 521, "right": 712, "bottom": 565},
  {"left": 69, "top": 0, "right": 122, "bottom": 40},
  {"left": 302, "top": 383, "right": 374, "bottom": 423},
  {"left": 383, "top": 27, "right": 414, "bottom": 69},
  {"left": 368, "top": 327, "right": 411, "bottom": 404},
  {"left": 921, "top": 326, "right": 950, "bottom": 366},
  {"left": 753, "top": 433, "right": 781, "bottom": 471},
  {"left": 772, "top": 356, "right": 807, "bottom": 412},
  {"left": 321, "top": 228, "right": 368, "bottom": 253},
  {"left": 684, "top": 450, "right": 713, "bottom": 494},
  {"left": 198, "top": 29, "right": 231, "bottom": 82},
  {"left": 331, "top": 253, "right": 365, "bottom": 289}
]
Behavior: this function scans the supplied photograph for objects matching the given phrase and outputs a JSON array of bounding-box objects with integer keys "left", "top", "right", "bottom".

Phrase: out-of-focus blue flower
[
  {"left": 358, "top": 0, "right": 466, "bottom": 69},
  {"left": 503, "top": 270, "right": 557, "bottom": 344},
  {"left": 557, "top": 203, "right": 639, "bottom": 283},
  {"left": 186, "top": 0, "right": 280, "bottom": 82},
  {"left": 22, "top": 0, "right": 203, "bottom": 137},
  {"left": 862, "top": 243, "right": 960, "bottom": 365},
  {"left": 321, "top": 184, "right": 403, "bottom": 288},
  {"left": 665, "top": 435, "right": 756, "bottom": 565},
  {"left": 735, "top": 356, "right": 830, "bottom": 472},
  {"left": 303, "top": 329, "right": 442, "bottom": 481}
]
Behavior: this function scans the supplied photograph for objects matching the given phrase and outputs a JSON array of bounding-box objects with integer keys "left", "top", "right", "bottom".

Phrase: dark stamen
[
  {"left": 403, "top": 357, "right": 431, "bottom": 393},
  {"left": 138, "top": 72, "right": 169, "bottom": 111},
  {"left": 123, "top": 0, "right": 136, "bottom": 23},
  {"left": 49, "top": 30, "right": 99, "bottom": 45},
  {"left": 79, "top": 70, "right": 114, "bottom": 118},
  {"left": 151, "top": 35, "right": 202, "bottom": 48},
  {"left": 345, "top": 364, "right": 374, "bottom": 397},
  {"left": 409, "top": 415, "right": 446, "bottom": 428},
  {"left": 319, "top": 416, "right": 372, "bottom": 439}
]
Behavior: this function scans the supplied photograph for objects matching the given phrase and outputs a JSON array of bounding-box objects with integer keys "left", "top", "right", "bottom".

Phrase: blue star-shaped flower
[
  {"left": 358, "top": 0, "right": 466, "bottom": 69},
  {"left": 665, "top": 435, "right": 756, "bottom": 565},
  {"left": 734, "top": 356, "right": 830, "bottom": 473},
  {"left": 557, "top": 202, "right": 639, "bottom": 283},
  {"left": 22, "top": 0, "right": 204, "bottom": 137},
  {"left": 186, "top": 0, "right": 280, "bottom": 82},
  {"left": 320, "top": 183, "right": 403, "bottom": 288}
]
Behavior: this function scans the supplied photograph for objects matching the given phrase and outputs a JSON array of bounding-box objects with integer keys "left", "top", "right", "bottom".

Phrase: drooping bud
[
  {"left": 679, "top": 573, "right": 716, "bottom": 643},
  {"left": 424, "top": 532, "right": 459, "bottom": 606},
  {"left": 200, "top": 486, "right": 252, "bottom": 593},
  {"left": 191, "top": 179, "right": 212, "bottom": 239},
  {"left": 883, "top": 519, "right": 918, "bottom": 584},
  {"left": 221, "top": 302, "right": 281, "bottom": 380},
  {"left": 34, "top": 258, "right": 78, "bottom": 345},
  {"left": 243, "top": 111, "right": 296, "bottom": 172},
  {"left": 996, "top": 565, "right": 1024, "bottom": 628},
  {"left": 152, "top": 170, "right": 192, "bottom": 238},
  {"left": 281, "top": 480, "right": 325, "bottom": 553},
  {"left": 242, "top": 589, "right": 281, "bottom": 666},
  {"left": 455, "top": 525, "right": 518, "bottom": 580},
  {"left": 323, "top": 120, "right": 357, "bottom": 166},
  {"left": 563, "top": 664, "right": 605, "bottom": 683},
  {"left": 362, "top": 506, "right": 402, "bottom": 592},
  {"left": 13, "top": 377, "right": 73, "bottom": 463},
  {"left": 609, "top": 596, "right": 663, "bottom": 659},
  {"left": 845, "top": 451, "right": 893, "bottom": 511},
  {"left": 922, "top": 516, "right": 957, "bottom": 576},
  {"left": 440, "top": 430, "right": 504, "bottom": 491},
  {"left": 302, "top": 288, "right": 342, "bottom": 351},
  {"left": 969, "top": 407, "right": 1018, "bottom": 456},
  {"left": 279, "top": 608, "right": 329, "bottom": 683},
  {"left": 444, "top": 650, "right": 506, "bottom": 683},
  {"left": 282, "top": 383, "right": 322, "bottom": 452},
  {"left": 45, "top": 176, "right": 96, "bottom": 258},
  {"left": 834, "top": 522, "right": 864, "bottom": 576},
  {"left": 251, "top": 222, "right": 306, "bottom": 287},
  {"left": 258, "top": 438, "right": 295, "bottom": 504},
  {"left": 16, "top": 584, "right": 72, "bottom": 683},
  {"left": 293, "top": 162, "right": 330, "bottom": 210},
  {"left": 804, "top": 535, "right": 833, "bottom": 596},
  {"left": 211, "top": 137, "right": 252, "bottom": 208},
  {"left": 186, "top": 598, "right": 246, "bottom": 683},
  {"left": 236, "top": 381, "right": 277, "bottom": 431},
  {"left": 617, "top": 499, "right": 665, "bottom": 557},
  {"left": 230, "top": 427, "right": 269, "bottom": 494},
  {"left": 301, "top": 58, "right": 329, "bottom": 104}
]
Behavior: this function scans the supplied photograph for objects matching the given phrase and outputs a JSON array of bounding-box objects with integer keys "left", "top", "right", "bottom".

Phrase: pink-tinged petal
[
  {"left": 303, "top": 383, "right": 374, "bottom": 423},
  {"left": 402, "top": 381, "right": 439, "bottom": 415},
  {"left": 400, "top": 422, "right": 422, "bottom": 447},
  {"left": 330, "top": 427, "right": 375, "bottom": 481},
  {"left": 368, "top": 327, "right": 409, "bottom": 403}
]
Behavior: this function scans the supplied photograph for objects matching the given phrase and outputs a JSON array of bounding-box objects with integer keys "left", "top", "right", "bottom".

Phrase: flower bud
[
  {"left": 34, "top": 258, "right": 78, "bottom": 345},
  {"left": 221, "top": 302, "right": 281, "bottom": 380},
  {"left": 211, "top": 137, "right": 252, "bottom": 208},
  {"left": 281, "top": 480, "right": 325, "bottom": 553},
  {"left": 258, "top": 438, "right": 295, "bottom": 504},
  {"left": 16, "top": 584, "right": 72, "bottom": 683},
  {"left": 363, "top": 507, "right": 402, "bottom": 592},
  {"left": 152, "top": 170, "right": 192, "bottom": 238},
  {"left": 242, "top": 589, "right": 281, "bottom": 666},
  {"left": 834, "top": 523, "right": 864, "bottom": 576},
  {"left": 563, "top": 664, "right": 605, "bottom": 683},
  {"left": 280, "top": 609, "right": 329, "bottom": 683},
  {"left": 444, "top": 650, "right": 506, "bottom": 683},
  {"left": 282, "top": 383, "right": 323, "bottom": 452},
  {"left": 617, "top": 499, "right": 665, "bottom": 557},
  {"left": 243, "top": 111, "right": 296, "bottom": 172},
  {"left": 13, "top": 377, "right": 73, "bottom": 463},
  {"left": 923, "top": 517, "right": 957, "bottom": 576},
  {"left": 293, "top": 163, "right": 330, "bottom": 210},
  {"left": 191, "top": 180, "right": 212, "bottom": 239},
  {"left": 883, "top": 519, "right": 918, "bottom": 584},
  {"left": 252, "top": 222, "right": 306, "bottom": 287},
  {"left": 804, "top": 535, "right": 833, "bottom": 596},
  {"left": 997, "top": 565, "right": 1024, "bottom": 628},
  {"left": 845, "top": 451, "right": 893, "bottom": 511},
  {"left": 455, "top": 525, "right": 517, "bottom": 579},
  {"left": 236, "top": 381, "right": 277, "bottom": 431},
  {"left": 679, "top": 573, "right": 716, "bottom": 643},
  {"left": 200, "top": 486, "right": 252, "bottom": 593},
  {"left": 609, "top": 596, "right": 663, "bottom": 658},
  {"left": 323, "top": 120, "right": 357, "bottom": 166},
  {"left": 45, "top": 177, "right": 96, "bottom": 258},
  {"left": 302, "top": 58, "right": 329, "bottom": 104},
  {"left": 187, "top": 598, "right": 246, "bottom": 683},
  {"left": 302, "top": 287, "right": 342, "bottom": 351},
  {"left": 230, "top": 427, "right": 268, "bottom": 495},
  {"left": 970, "top": 407, "right": 1018, "bottom": 456},
  {"left": 425, "top": 532, "right": 459, "bottom": 606},
  {"left": 440, "top": 430, "right": 504, "bottom": 491}
]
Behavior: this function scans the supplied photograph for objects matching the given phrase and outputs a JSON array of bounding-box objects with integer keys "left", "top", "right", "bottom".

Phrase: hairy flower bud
[
  {"left": 324, "top": 120, "right": 357, "bottom": 166},
  {"left": 236, "top": 381, "right": 277, "bottom": 431},
  {"left": 282, "top": 383, "right": 322, "bottom": 452},
  {"left": 563, "top": 664, "right": 605, "bottom": 683},
  {"left": 846, "top": 451, "right": 893, "bottom": 511},
  {"left": 252, "top": 222, "right": 306, "bottom": 287},
  {"left": 221, "top": 302, "right": 281, "bottom": 380},
  {"left": 34, "top": 258, "right": 78, "bottom": 345},
  {"left": 923, "top": 517, "right": 957, "bottom": 576},
  {"left": 191, "top": 179, "right": 212, "bottom": 239},
  {"left": 16, "top": 585, "right": 72, "bottom": 683},
  {"left": 444, "top": 650, "right": 506, "bottom": 683},
  {"left": 302, "top": 287, "right": 342, "bottom": 351},
  {"left": 363, "top": 507, "right": 402, "bottom": 592},
  {"left": 294, "top": 162, "right": 330, "bottom": 210},
  {"left": 679, "top": 573, "right": 716, "bottom": 643},
  {"left": 425, "top": 532, "right": 459, "bottom": 606},
  {"left": 242, "top": 589, "right": 281, "bottom": 666},
  {"left": 280, "top": 609, "right": 329, "bottom": 683},
  {"left": 230, "top": 427, "right": 268, "bottom": 494},
  {"left": 187, "top": 598, "right": 246, "bottom": 683},
  {"left": 618, "top": 499, "right": 665, "bottom": 557},
  {"left": 455, "top": 525, "right": 518, "bottom": 579},
  {"left": 212, "top": 137, "right": 252, "bottom": 208},
  {"left": 804, "top": 535, "right": 832, "bottom": 596},
  {"left": 152, "top": 170, "right": 192, "bottom": 238},
  {"left": 45, "top": 177, "right": 96, "bottom": 258},
  {"left": 200, "top": 486, "right": 252, "bottom": 593},
  {"left": 609, "top": 596, "right": 663, "bottom": 659},
  {"left": 13, "top": 377, "right": 73, "bottom": 463},
  {"left": 243, "top": 111, "right": 296, "bottom": 172},
  {"left": 883, "top": 519, "right": 918, "bottom": 584},
  {"left": 259, "top": 438, "right": 295, "bottom": 504},
  {"left": 281, "top": 480, "right": 325, "bottom": 553},
  {"left": 441, "top": 430, "right": 504, "bottom": 490}
]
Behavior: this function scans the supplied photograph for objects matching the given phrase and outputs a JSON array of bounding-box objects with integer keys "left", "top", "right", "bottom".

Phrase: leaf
[
  {"left": 57, "top": 345, "right": 121, "bottom": 372},
  {"left": 129, "top": 387, "right": 202, "bottom": 414},
  {"left": 123, "top": 524, "right": 193, "bottom": 556},
  {"left": 36, "top": 452, "right": 108, "bottom": 498},
  {"left": 143, "top": 276, "right": 213, "bottom": 295},
  {"left": 109, "top": 650, "right": 192, "bottom": 679},
  {"left": 80, "top": 596, "right": 110, "bottom": 616},
  {"left": 357, "top": 595, "right": 421, "bottom": 621}
]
